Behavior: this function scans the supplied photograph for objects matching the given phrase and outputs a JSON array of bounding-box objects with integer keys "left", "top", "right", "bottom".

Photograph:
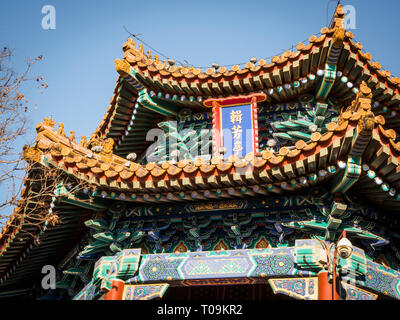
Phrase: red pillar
[
  {"left": 318, "top": 271, "right": 332, "bottom": 300},
  {"left": 318, "top": 271, "right": 340, "bottom": 300},
  {"left": 104, "top": 279, "right": 125, "bottom": 300},
  {"left": 333, "top": 277, "right": 341, "bottom": 300}
]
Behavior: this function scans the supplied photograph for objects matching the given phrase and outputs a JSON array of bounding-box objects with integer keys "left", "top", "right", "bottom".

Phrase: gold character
[
  {"left": 232, "top": 124, "right": 242, "bottom": 140},
  {"left": 230, "top": 110, "right": 242, "bottom": 124},
  {"left": 233, "top": 140, "right": 243, "bottom": 155}
]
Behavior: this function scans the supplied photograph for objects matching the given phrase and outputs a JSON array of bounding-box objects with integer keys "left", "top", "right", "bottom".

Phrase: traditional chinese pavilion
[{"left": 1, "top": 4, "right": 400, "bottom": 300}]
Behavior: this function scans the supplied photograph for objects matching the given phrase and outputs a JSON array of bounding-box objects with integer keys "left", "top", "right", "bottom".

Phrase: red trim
[
  {"left": 251, "top": 96, "right": 259, "bottom": 155},
  {"left": 212, "top": 101, "right": 222, "bottom": 155},
  {"left": 204, "top": 93, "right": 266, "bottom": 108}
]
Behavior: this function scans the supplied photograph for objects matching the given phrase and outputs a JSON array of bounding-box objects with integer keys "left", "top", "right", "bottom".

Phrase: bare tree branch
[{"left": 0, "top": 47, "right": 49, "bottom": 235}]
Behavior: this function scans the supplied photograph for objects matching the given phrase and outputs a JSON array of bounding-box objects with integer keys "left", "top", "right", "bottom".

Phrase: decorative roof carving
[{"left": 115, "top": 58, "right": 131, "bottom": 77}]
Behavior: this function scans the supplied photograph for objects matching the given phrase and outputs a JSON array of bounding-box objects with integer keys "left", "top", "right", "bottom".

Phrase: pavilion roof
[
  {"left": 118, "top": 30, "right": 400, "bottom": 102},
  {"left": 91, "top": 5, "right": 400, "bottom": 156},
  {"left": 15, "top": 83, "right": 400, "bottom": 208}
]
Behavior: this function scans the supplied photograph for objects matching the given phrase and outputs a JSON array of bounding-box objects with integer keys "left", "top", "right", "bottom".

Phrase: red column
[
  {"left": 318, "top": 271, "right": 333, "bottom": 300},
  {"left": 318, "top": 270, "right": 341, "bottom": 300},
  {"left": 104, "top": 279, "right": 125, "bottom": 300},
  {"left": 333, "top": 277, "right": 341, "bottom": 300}
]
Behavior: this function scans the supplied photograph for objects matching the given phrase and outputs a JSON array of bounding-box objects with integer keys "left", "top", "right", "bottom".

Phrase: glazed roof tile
[
  {"left": 92, "top": 15, "right": 400, "bottom": 150},
  {"left": 119, "top": 29, "right": 400, "bottom": 101},
  {"left": 20, "top": 86, "right": 378, "bottom": 201},
  {"left": 15, "top": 83, "right": 400, "bottom": 208}
]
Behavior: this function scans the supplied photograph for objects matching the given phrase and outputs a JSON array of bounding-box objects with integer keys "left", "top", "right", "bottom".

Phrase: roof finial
[
  {"left": 57, "top": 123, "right": 65, "bottom": 136},
  {"left": 138, "top": 43, "right": 144, "bottom": 55},
  {"left": 330, "top": 2, "right": 345, "bottom": 29},
  {"left": 69, "top": 130, "right": 75, "bottom": 143},
  {"left": 80, "top": 135, "right": 87, "bottom": 147}
]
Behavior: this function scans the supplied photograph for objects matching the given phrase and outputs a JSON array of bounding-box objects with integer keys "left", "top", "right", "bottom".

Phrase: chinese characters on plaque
[
  {"left": 205, "top": 93, "right": 266, "bottom": 159},
  {"left": 230, "top": 110, "right": 243, "bottom": 156}
]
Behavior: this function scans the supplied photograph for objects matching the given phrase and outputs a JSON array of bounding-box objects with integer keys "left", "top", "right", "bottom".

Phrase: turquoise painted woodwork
[
  {"left": 268, "top": 277, "right": 318, "bottom": 300},
  {"left": 331, "top": 156, "right": 362, "bottom": 193},
  {"left": 338, "top": 246, "right": 367, "bottom": 281},
  {"left": 284, "top": 220, "right": 387, "bottom": 244},
  {"left": 145, "top": 120, "right": 211, "bottom": 163},
  {"left": 129, "top": 247, "right": 313, "bottom": 284},
  {"left": 137, "top": 89, "right": 179, "bottom": 116},
  {"left": 73, "top": 281, "right": 99, "bottom": 300},
  {"left": 92, "top": 255, "right": 117, "bottom": 291},
  {"left": 315, "top": 64, "right": 337, "bottom": 99},
  {"left": 340, "top": 281, "right": 378, "bottom": 300},
  {"left": 364, "top": 260, "right": 400, "bottom": 298},
  {"left": 330, "top": 109, "right": 373, "bottom": 194},
  {"left": 268, "top": 105, "right": 337, "bottom": 147},
  {"left": 73, "top": 243, "right": 400, "bottom": 300},
  {"left": 92, "top": 249, "right": 141, "bottom": 292},
  {"left": 294, "top": 239, "right": 328, "bottom": 271},
  {"left": 122, "top": 284, "right": 170, "bottom": 300}
]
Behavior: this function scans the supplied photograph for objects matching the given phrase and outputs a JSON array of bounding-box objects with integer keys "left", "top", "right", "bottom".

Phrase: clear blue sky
[{"left": 1, "top": 0, "right": 400, "bottom": 143}]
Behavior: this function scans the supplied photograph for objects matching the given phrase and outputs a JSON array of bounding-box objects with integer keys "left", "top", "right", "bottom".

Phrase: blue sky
[{"left": 1, "top": 0, "right": 400, "bottom": 143}]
